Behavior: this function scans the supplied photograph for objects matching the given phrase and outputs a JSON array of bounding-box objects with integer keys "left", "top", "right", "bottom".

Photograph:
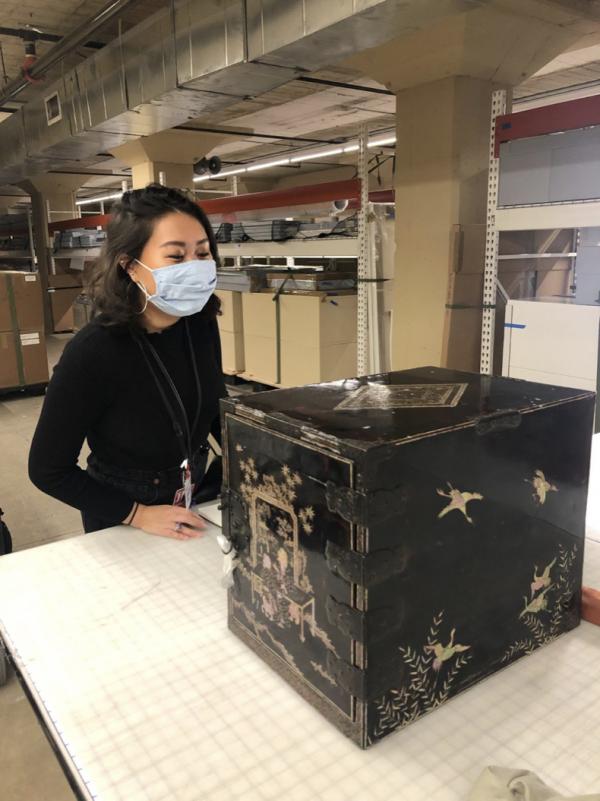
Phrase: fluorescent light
[
  {"left": 193, "top": 167, "right": 247, "bottom": 183},
  {"left": 290, "top": 147, "right": 343, "bottom": 163},
  {"left": 75, "top": 192, "right": 121, "bottom": 207},
  {"left": 176, "top": 133, "right": 396, "bottom": 190},
  {"left": 246, "top": 158, "right": 290, "bottom": 172},
  {"left": 368, "top": 136, "right": 396, "bottom": 148}
]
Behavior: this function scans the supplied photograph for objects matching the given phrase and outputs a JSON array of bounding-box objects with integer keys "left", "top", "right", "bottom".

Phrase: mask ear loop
[
  {"left": 121, "top": 258, "right": 150, "bottom": 315},
  {"left": 133, "top": 280, "right": 150, "bottom": 314}
]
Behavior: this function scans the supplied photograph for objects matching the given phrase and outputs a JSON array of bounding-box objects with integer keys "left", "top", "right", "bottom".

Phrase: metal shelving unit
[
  {"left": 480, "top": 94, "right": 596, "bottom": 372},
  {"left": 218, "top": 238, "right": 359, "bottom": 259},
  {"left": 0, "top": 209, "right": 37, "bottom": 271}
]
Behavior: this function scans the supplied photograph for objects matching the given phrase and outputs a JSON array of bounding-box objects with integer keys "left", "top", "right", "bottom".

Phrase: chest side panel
[{"left": 365, "top": 397, "right": 593, "bottom": 746}]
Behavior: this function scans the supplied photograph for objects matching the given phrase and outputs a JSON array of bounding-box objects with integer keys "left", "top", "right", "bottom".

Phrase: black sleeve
[
  {"left": 28, "top": 334, "right": 134, "bottom": 525},
  {"left": 209, "top": 318, "right": 227, "bottom": 446}
]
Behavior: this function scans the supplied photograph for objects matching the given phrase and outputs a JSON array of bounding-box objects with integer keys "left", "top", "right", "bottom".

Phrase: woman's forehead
[{"left": 150, "top": 211, "right": 207, "bottom": 243}]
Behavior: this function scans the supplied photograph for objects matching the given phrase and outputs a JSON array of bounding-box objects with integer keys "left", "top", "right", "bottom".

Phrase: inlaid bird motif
[
  {"left": 436, "top": 483, "right": 484, "bottom": 524},
  {"left": 531, "top": 558, "right": 556, "bottom": 597},
  {"left": 519, "top": 585, "right": 552, "bottom": 618},
  {"left": 424, "top": 628, "right": 470, "bottom": 671},
  {"left": 526, "top": 469, "right": 558, "bottom": 505}
]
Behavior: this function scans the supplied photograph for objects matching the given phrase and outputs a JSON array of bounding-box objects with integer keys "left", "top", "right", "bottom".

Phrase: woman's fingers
[
  {"left": 133, "top": 504, "right": 207, "bottom": 540},
  {"left": 174, "top": 508, "right": 206, "bottom": 531}
]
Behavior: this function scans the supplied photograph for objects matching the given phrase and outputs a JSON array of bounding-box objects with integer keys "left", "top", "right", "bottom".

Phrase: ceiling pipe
[
  {"left": 0, "top": 0, "right": 137, "bottom": 107},
  {"left": 0, "top": 25, "right": 105, "bottom": 49}
]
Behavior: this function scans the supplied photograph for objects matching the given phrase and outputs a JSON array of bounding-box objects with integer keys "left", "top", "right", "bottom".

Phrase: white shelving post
[
  {"left": 480, "top": 89, "right": 508, "bottom": 374},
  {"left": 357, "top": 123, "right": 370, "bottom": 376}
]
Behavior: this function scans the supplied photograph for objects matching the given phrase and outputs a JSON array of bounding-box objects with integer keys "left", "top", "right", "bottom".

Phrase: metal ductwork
[{"left": 0, "top": 0, "right": 489, "bottom": 186}]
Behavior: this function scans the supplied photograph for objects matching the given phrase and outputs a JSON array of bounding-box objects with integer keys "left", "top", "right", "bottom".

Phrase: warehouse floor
[
  {"left": 1, "top": 337, "right": 599, "bottom": 801},
  {"left": 1, "top": 333, "right": 77, "bottom": 801},
  {"left": 0, "top": 334, "right": 83, "bottom": 553}
]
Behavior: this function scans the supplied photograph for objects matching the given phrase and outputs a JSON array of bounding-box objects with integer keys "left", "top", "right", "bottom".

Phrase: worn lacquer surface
[{"left": 221, "top": 367, "right": 595, "bottom": 748}]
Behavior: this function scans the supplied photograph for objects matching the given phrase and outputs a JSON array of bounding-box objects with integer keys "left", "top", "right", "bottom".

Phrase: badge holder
[{"left": 173, "top": 458, "right": 195, "bottom": 509}]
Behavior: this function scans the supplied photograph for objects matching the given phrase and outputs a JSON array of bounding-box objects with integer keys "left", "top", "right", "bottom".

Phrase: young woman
[{"left": 29, "top": 184, "right": 227, "bottom": 538}]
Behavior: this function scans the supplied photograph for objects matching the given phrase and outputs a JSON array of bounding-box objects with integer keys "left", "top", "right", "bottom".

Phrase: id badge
[{"left": 173, "top": 459, "right": 195, "bottom": 509}]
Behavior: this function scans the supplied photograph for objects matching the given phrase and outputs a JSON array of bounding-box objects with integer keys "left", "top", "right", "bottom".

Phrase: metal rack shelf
[
  {"left": 53, "top": 248, "right": 101, "bottom": 260},
  {"left": 498, "top": 252, "right": 577, "bottom": 260},
  {"left": 496, "top": 202, "right": 600, "bottom": 232},
  {"left": 218, "top": 238, "right": 359, "bottom": 259},
  {"left": 0, "top": 251, "right": 34, "bottom": 260}
]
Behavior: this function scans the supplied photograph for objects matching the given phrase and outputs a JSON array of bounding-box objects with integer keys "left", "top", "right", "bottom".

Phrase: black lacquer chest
[{"left": 220, "top": 367, "right": 595, "bottom": 747}]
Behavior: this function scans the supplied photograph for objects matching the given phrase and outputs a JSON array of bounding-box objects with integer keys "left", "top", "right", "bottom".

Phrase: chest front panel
[{"left": 224, "top": 415, "right": 360, "bottom": 729}]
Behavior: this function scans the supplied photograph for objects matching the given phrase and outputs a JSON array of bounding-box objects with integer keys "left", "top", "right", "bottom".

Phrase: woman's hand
[{"left": 131, "top": 504, "right": 206, "bottom": 540}]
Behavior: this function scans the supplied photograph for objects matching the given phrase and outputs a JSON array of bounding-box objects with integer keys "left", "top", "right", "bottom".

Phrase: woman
[{"left": 29, "top": 184, "right": 227, "bottom": 539}]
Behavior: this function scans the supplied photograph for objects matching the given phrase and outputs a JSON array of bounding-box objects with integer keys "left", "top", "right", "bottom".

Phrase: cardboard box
[
  {"left": 0, "top": 332, "right": 19, "bottom": 389},
  {"left": 0, "top": 271, "right": 45, "bottom": 331},
  {"left": 243, "top": 333, "right": 278, "bottom": 386},
  {"left": 280, "top": 294, "right": 357, "bottom": 347},
  {"left": 280, "top": 340, "right": 357, "bottom": 387},
  {"left": 220, "top": 330, "right": 245, "bottom": 374},
  {"left": 241, "top": 292, "right": 277, "bottom": 338},
  {"left": 50, "top": 287, "right": 81, "bottom": 332},
  {"left": 242, "top": 293, "right": 278, "bottom": 383},
  {"left": 216, "top": 290, "right": 244, "bottom": 333},
  {"left": 20, "top": 330, "right": 49, "bottom": 385},
  {"left": 48, "top": 272, "right": 83, "bottom": 289},
  {"left": 0, "top": 329, "right": 48, "bottom": 390}
]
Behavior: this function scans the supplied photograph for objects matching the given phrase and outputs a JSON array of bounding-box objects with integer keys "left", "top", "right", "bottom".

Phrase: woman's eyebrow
[{"left": 159, "top": 239, "right": 209, "bottom": 247}]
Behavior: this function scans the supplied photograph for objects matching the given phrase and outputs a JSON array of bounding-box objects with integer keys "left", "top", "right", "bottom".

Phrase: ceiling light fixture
[
  {"left": 75, "top": 192, "right": 122, "bottom": 207},
  {"left": 194, "top": 167, "right": 247, "bottom": 182},
  {"left": 290, "top": 147, "right": 344, "bottom": 163},
  {"left": 246, "top": 157, "right": 291, "bottom": 172}
]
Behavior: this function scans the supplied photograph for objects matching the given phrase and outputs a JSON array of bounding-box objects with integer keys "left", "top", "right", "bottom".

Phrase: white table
[{"left": 1, "top": 519, "right": 600, "bottom": 801}]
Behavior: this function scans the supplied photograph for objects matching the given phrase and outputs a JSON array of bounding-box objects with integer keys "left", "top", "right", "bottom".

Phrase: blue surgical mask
[{"left": 135, "top": 258, "right": 217, "bottom": 317}]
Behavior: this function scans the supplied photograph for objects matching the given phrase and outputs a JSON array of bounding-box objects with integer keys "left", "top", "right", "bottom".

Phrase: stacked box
[
  {"left": 242, "top": 293, "right": 278, "bottom": 385},
  {"left": 279, "top": 294, "right": 357, "bottom": 387},
  {"left": 0, "top": 271, "right": 48, "bottom": 390},
  {"left": 215, "top": 290, "right": 245, "bottom": 374}
]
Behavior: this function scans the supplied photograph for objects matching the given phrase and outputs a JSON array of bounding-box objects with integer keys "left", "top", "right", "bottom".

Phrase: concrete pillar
[
  {"left": 131, "top": 161, "right": 195, "bottom": 192},
  {"left": 112, "top": 130, "right": 230, "bottom": 193},
  {"left": 392, "top": 76, "right": 493, "bottom": 371},
  {"left": 18, "top": 174, "right": 87, "bottom": 335}
]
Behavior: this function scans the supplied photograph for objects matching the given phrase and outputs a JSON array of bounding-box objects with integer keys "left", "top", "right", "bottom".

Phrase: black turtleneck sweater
[{"left": 28, "top": 313, "right": 227, "bottom": 526}]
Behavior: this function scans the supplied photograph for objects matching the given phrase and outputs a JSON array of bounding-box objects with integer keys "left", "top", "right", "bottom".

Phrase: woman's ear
[{"left": 120, "top": 256, "right": 134, "bottom": 276}]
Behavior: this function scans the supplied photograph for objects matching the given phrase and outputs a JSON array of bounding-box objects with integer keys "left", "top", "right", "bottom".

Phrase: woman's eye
[
  {"left": 197, "top": 252, "right": 211, "bottom": 259},
  {"left": 167, "top": 254, "right": 184, "bottom": 260}
]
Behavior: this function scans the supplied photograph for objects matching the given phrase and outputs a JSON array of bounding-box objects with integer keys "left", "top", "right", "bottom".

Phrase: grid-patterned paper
[{"left": 1, "top": 502, "right": 600, "bottom": 800}]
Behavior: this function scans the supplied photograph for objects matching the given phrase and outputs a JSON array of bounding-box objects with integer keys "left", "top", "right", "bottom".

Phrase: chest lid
[{"left": 224, "top": 366, "right": 594, "bottom": 455}]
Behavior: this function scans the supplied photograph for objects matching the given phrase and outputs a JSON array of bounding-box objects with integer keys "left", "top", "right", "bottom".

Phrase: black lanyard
[{"left": 135, "top": 318, "right": 203, "bottom": 466}]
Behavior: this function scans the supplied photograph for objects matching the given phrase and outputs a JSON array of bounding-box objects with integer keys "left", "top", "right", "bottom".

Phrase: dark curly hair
[{"left": 87, "top": 184, "right": 221, "bottom": 327}]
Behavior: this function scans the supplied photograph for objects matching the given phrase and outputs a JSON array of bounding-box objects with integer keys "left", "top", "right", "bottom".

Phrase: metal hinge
[
  {"left": 326, "top": 595, "right": 405, "bottom": 645},
  {"left": 325, "top": 482, "right": 407, "bottom": 526},
  {"left": 219, "top": 486, "right": 251, "bottom": 553},
  {"left": 326, "top": 651, "right": 406, "bottom": 702},
  {"left": 325, "top": 540, "right": 408, "bottom": 588}
]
